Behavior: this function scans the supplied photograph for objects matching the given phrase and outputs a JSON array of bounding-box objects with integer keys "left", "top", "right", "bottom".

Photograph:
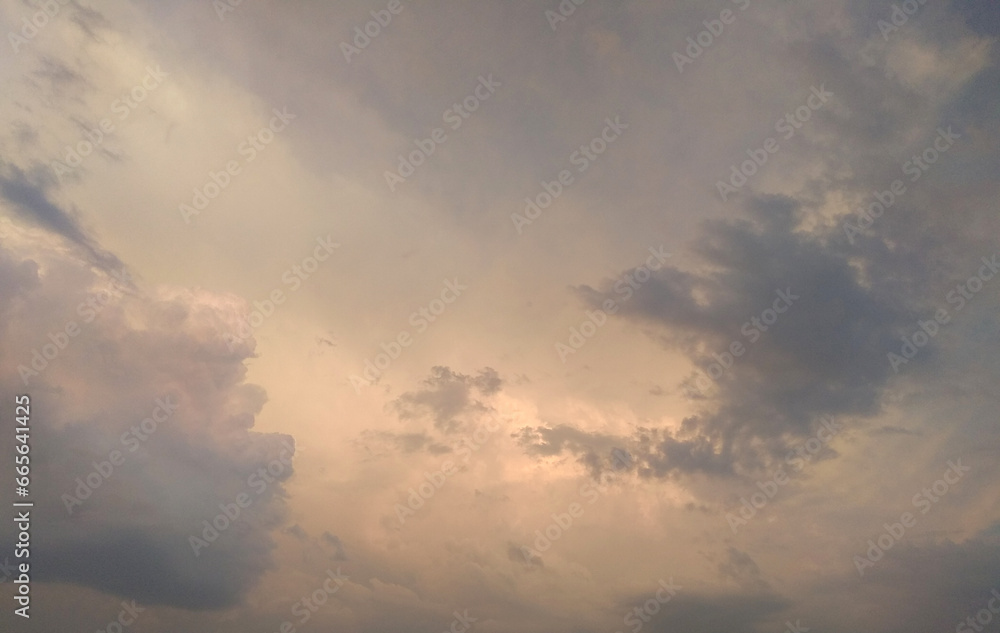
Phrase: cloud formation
[{"left": 0, "top": 220, "right": 294, "bottom": 609}]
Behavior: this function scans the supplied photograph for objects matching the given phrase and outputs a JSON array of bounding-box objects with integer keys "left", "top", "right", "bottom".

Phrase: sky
[{"left": 1, "top": 1, "right": 999, "bottom": 632}]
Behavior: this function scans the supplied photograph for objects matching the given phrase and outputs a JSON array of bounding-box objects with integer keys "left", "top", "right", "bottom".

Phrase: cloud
[
  {"left": 1, "top": 1, "right": 998, "bottom": 631},
  {"left": 804, "top": 529, "right": 1000, "bottom": 633},
  {"left": 952, "top": 0, "right": 1000, "bottom": 36},
  {"left": 0, "top": 161, "right": 124, "bottom": 271},
  {"left": 514, "top": 423, "right": 617, "bottom": 458},
  {"left": 393, "top": 366, "right": 503, "bottom": 433},
  {"left": 573, "top": 194, "right": 922, "bottom": 477},
  {"left": 0, "top": 222, "right": 295, "bottom": 610},
  {"left": 717, "top": 547, "right": 771, "bottom": 592},
  {"left": 514, "top": 424, "right": 638, "bottom": 479},
  {"left": 322, "top": 532, "right": 350, "bottom": 561}
]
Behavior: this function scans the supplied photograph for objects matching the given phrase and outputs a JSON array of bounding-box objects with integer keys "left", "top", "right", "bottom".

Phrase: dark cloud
[
  {"left": 393, "top": 366, "right": 503, "bottom": 433},
  {"left": 31, "top": 56, "right": 86, "bottom": 88},
  {"left": 632, "top": 425, "right": 735, "bottom": 478},
  {"left": 574, "top": 194, "right": 925, "bottom": 476},
  {"left": 0, "top": 229, "right": 294, "bottom": 610},
  {"left": 952, "top": 0, "right": 1000, "bottom": 36},
  {"left": 286, "top": 524, "right": 308, "bottom": 539},
  {"left": 513, "top": 422, "right": 733, "bottom": 480},
  {"left": 355, "top": 366, "right": 504, "bottom": 466},
  {"left": 717, "top": 547, "right": 771, "bottom": 592},
  {"left": 806, "top": 529, "right": 1000, "bottom": 633},
  {"left": 514, "top": 424, "right": 640, "bottom": 479},
  {"left": 1, "top": 1, "right": 997, "bottom": 631},
  {"left": 69, "top": 2, "right": 114, "bottom": 41},
  {"left": 514, "top": 424, "right": 617, "bottom": 458},
  {"left": 518, "top": 190, "right": 946, "bottom": 479},
  {"left": 0, "top": 162, "right": 124, "bottom": 271},
  {"left": 322, "top": 532, "right": 349, "bottom": 561},
  {"left": 27, "top": 524, "right": 277, "bottom": 610}
]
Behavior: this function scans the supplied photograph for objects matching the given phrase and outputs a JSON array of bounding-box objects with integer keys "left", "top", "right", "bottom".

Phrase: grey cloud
[
  {"left": 393, "top": 366, "right": 503, "bottom": 433},
  {"left": 31, "top": 56, "right": 86, "bottom": 88},
  {"left": 514, "top": 424, "right": 617, "bottom": 458},
  {"left": 69, "top": 2, "right": 113, "bottom": 41},
  {"left": 576, "top": 194, "right": 922, "bottom": 476},
  {"left": 286, "top": 524, "right": 308, "bottom": 539},
  {"left": 804, "top": 530, "right": 1000, "bottom": 633},
  {"left": 0, "top": 231, "right": 295, "bottom": 610},
  {"left": 354, "top": 366, "right": 504, "bottom": 466},
  {"left": 717, "top": 547, "right": 771, "bottom": 592},
  {"left": 515, "top": 424, "right": 639, "bottom": 479},
  {"left": 952, "top": 0, "right": 1000, "bottom": 36},
  {"left": 633, "top": 426, "right": 735, "bottom": 478},
  {"left": 0, "top": 162, "right": 124, "bottom": 271},
  {"left": 322, "top": 532, "right": 349, "bottom": 561}
]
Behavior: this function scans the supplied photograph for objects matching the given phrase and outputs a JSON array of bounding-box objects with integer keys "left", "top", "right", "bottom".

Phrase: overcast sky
[{"left": 2, "top": 1, "right": 1000, "bottom": 632}]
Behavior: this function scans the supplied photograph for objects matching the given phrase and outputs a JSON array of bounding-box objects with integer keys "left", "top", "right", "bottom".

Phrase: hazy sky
[{"left": 2, "top": 1, "right": 1000, "bottom": 632}]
